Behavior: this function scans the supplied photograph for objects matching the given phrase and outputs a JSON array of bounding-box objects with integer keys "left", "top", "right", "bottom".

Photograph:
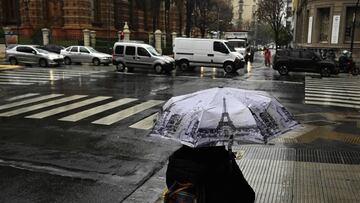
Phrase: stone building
[
  {"left": 293, "top": 0, "right": 360, "bottom": 58},
  {"left": 0, "top": 0, "right": 181, "bottom": 43}
]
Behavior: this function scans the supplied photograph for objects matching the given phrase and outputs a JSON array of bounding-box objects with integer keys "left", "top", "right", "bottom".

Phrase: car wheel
[
  {"left": 116, "top": 63, "right": 126, "bottom": 72},
  {"left": 223, "top": 62, "right": 235, "bottom": 73},
  {"left": 93, "top": 58, "right": 100, "bottom": 66},
  {"left": 39, "top": 59, "right": 48, "bottom": 68},
  {"left": 9, "top": 57, "right": 18, "bottom": 65},
  {"left": 64, "top": 57, "right": 72, "bottom": 65},
  {"left": 320, "top": 67, "right": 331, "bottom": 77},
  {"left": 179, "top": 60, "right": 189, "bottom": 71},
  {"left": 351, "top": 67, "right": 359, "bottom": 76},
  {"left": 154, "top": 64, "right": 163, "bottom": 74},
  {"left": 278, "top": 65, "right": 289, "bottom": 75}
]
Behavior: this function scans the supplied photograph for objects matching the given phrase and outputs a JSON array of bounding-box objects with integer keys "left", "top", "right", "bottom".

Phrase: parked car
[
  {"left": 60, "top": 46, "right": 112, "bottom": 66},
  {"left": 273, "top": 49, "right": 338, "bottom": 77},
  {"left": 39, "top": 44, "right": 65, "bottom": 54},
  {"left": 112, "top": 41, "right": 175, "bottom": 74},
  {"left": 173, "top": 38, "right": 245, "bottom": 73},
  {"left": 5, "top": 45, "right": 64, "bottom": 67}
]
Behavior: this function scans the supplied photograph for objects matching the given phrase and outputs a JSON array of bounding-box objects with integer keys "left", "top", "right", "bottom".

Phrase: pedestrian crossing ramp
[
  {"left": 305, "top": 76, "right": 360, "bottom": 109},
  {"left": 0, "top": 68, "right": 104, "bottom": 86},
  {"left": 0, "top": 93, "right": 162, "bottom": 129}
]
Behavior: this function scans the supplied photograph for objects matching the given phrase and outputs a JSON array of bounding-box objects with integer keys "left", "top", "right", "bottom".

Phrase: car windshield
[
  {"left": 87, "top": 47, "right": 100, "bottom": 53},
  {"left": 228, "top": 40, "right": 246, "bottom": 48},
  {"left": 35, "top": 48, "right": 49, "bottom": 54},
  {"left": 224, "top": 42, "right": 236, "bottom": 52},
  {"left": 147, "top": 46, "right": 161, "bottom": 56}
]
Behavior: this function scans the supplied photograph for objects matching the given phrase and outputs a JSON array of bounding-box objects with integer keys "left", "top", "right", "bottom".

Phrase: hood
[
  {"left": 232, "top": 51, "right": 244, "bottom": 60},
  {"left": 42, "top": 52, "right": 64, "bottom": 59},
  {"left": 157, "top": 55, "right": 175, "bottom": 63},
  {"left": 92, "top": 52, "right": 112, "bottom": 58}
]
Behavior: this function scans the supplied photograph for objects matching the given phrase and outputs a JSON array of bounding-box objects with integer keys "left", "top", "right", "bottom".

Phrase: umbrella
[{"left": 150, "top": 87, "right": 300, "bottom": 148}]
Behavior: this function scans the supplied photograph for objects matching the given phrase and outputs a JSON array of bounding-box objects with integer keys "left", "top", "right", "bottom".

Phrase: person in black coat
[{"left": 165, "top": 145, "right": 255, "bottom": 203}]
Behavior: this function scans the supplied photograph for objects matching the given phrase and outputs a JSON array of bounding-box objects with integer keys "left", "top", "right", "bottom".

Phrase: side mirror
[{"left": 32, "top": 51, "right": 37, "bottom": 55}]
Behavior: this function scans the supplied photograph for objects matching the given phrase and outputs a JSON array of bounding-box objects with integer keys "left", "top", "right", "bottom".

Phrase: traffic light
[{"left": 345, "top": 27, "right": 352, "bottom": 37}]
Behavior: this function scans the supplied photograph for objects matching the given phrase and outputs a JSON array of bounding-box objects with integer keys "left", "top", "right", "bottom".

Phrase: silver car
[
  {"left": 5, "top": 45, "right": 64, "bottom": 67},
  {"left": 60, "top": 46, "right": 112, "bottom": 66}
]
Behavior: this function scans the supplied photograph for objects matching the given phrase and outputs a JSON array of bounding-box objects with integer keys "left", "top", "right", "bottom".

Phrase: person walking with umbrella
[
  {"left": 264, "top": 47, "right": 271, "bottom": 67},
  {"left": 151, "top": 87, "right": 299, "bottom": 203}
]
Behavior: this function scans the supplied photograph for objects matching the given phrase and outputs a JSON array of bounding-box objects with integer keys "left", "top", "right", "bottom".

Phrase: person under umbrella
[{"left": 150, "top": 87, "right": 299, "bottom": 203}]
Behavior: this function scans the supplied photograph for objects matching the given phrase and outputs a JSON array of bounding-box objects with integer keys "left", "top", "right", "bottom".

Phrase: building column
[
  {"left": 83, "top": 29, "right": 90, "bottom": 46},
  {"left": 90, "top": 30, "right": 96, "bottom": 47}
]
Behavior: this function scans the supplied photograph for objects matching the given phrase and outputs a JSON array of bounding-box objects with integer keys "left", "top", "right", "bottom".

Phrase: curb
[{"left": 122, "top": 164, "right": 167, "bottom": 203}]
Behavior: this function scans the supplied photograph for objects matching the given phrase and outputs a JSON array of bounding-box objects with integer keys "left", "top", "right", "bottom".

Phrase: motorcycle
[{"left": 338, "top": 52, "right": 359, "bottom": 76}]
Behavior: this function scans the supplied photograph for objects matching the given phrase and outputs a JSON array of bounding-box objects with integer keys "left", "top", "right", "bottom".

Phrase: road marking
[
  {"left": 5, "top": 70, "right": 83, "bottom": 77},
  {"left": 0, "top": 73, "right": 70, "bottom": 79},
  {"left": 0, "top": 94, "right": 63, "bottom": 111},
  {"left": 92, "top": 100, "right": 164, "bottom": 125},
  {"left": 0, "top": 71, "right": 72, "bottom": 78},
  {"left": 305, "top": 96, "right": 360, "bottom": 105},
  {"left": 0, "top": 81, "right": 34, "bottom": 85},
  {"left": 28, "top": 68, "right": 104, "bottom": 74},
  {"left": 305, "top": 90, "right": 360, "bottom": 97},
  {"left": 305, "top": 93, "right": 360, "bottom": 101},
  {"left": 305, "top": 87, "right": 359, "bottom": 94},
  {"left": 6, "top": 93, "right": 41, "bottom": 102},
  {"left": 306, "top": 81, "right": 360, "bottom": 86},
  {"left": 306, "top": 83, "right": 360, "bottom": 89},
  {"left": 129, "top": 113, "right": 158, "bottom": 130},
  {"left": 0, "top": 95, "right": 87, "bottom": 117},
  {"left": 305, "top": 101, "right": 360, "bottom": 109},
  {"left": 26, "top": 96, "right": 111, "bottom": 119},
  {"left": 59, "top": 98, "right": 138, "bottom": 122},
  {"left": 0, "top": 76, "right": 52, "bottom": 81}
]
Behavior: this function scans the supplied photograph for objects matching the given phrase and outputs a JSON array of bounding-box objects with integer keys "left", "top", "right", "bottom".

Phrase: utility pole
[{"left": 350, "top": 0, "right": 360, "bottom": 57}]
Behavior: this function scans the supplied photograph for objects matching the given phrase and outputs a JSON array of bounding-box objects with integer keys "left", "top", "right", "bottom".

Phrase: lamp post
[
  {"left": 350, "top": 0, "right": 360, "bottom": 57},
  {"left": 23, "top": 0, "right": 30, "bottom": 26}
]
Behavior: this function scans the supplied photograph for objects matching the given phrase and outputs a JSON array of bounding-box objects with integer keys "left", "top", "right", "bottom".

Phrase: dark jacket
[{"left": 166, "top": 145, "right": 255, "bottom": 203}]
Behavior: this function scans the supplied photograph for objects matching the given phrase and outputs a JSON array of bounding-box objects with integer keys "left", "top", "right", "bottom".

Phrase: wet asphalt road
[{"left": 0, "top": 53, "right": 359, "bottom": 202}]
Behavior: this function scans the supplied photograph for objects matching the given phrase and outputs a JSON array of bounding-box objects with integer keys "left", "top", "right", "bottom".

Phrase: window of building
[
  {"left": 345, "top": 6, "right": 360, "bottom": 42},
  {"left": 317, "top": 8, "right": 330, "bottom": 43},
  {"left": 91, "top": 0, "right": 101, "bottom": 26},
  {"left": 3, "top": 0, "right": 19, "bottom": 25}
]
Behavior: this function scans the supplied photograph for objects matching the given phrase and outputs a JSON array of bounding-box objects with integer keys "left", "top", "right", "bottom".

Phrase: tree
[
  {"left": 174, "top": 0, "right": 185, "bottom": 35},
  {"left": 192, "top": 0, "right": 216, "bottom": 38},
  {"left": 185, "top": 0, "right": 196, "bottom": 37},
  {"left": 256, "top": 0, "right": 286, "bottom": 51}
]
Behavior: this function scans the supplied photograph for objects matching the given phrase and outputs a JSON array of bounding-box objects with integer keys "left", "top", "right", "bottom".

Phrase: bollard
[
  {"left": 155, "top": 29, "right": 162, "bottom": 54},
  {"left": 41, "top": 28, "right": 50, "bottom": 46},
  {"left": 83, "top": 29, "right": 90, "bottom": 46}
]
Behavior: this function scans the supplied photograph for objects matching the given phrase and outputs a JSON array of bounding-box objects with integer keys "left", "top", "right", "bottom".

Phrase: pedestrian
[
  {"left": 164, "top": 145, "right": 255, "bottom": 203},
  {"left": 264, "top": 48, "right": 271, "bottom": 67}
]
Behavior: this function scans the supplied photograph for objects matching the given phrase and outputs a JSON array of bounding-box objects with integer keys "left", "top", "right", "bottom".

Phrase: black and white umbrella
[{"left": 150, "top": 87, "right": 299, "bottom": 148}]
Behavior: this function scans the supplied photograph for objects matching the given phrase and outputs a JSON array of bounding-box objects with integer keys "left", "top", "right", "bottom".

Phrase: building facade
[
  {"left": 294, "top": 0, "right": 360, "bottom": 57},
  {"left": 0, "top": 0, "right": 180, "bottom": 42}
]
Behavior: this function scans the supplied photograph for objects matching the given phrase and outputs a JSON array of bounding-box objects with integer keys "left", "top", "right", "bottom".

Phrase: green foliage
[{"left": 277, "top": 26, "right": 293, "bottom": 46}]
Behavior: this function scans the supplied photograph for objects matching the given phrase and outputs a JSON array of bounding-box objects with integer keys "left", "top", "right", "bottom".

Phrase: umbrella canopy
[{"left": 150, "top": 87, "right": 300, "bottom": 148}]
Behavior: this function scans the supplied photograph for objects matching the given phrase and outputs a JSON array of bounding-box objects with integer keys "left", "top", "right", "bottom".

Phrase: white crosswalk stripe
[
  {"left": 92, "top": 100, "right": 164, "bottom": 125},
  {"left": 0, "top": 68, "right": 103, "bottom": 86},
  {"left": 26, "top": 96, "right": 111, "bottom": 119},
  {"left": 305, "top": 76, "right": 360, "bottom": 109},
  {"left": 1, "top": 94, "right": 163, "bottom": 128}
]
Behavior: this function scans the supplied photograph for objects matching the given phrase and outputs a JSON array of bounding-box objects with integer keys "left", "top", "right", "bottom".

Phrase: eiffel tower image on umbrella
[{"left": 216, "top": 97, "right": 236, "bottom": 138}]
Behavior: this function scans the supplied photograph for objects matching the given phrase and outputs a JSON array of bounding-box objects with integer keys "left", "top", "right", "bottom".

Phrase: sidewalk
[{"left": 124, "top": 120, "right": 360, "bottom": 203}]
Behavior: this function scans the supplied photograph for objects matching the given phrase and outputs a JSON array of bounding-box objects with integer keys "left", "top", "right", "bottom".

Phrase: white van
[
  {"left": 227, "top": 39, "right": 246, "bottom": 55},
  {"left": 173, "top": 38, "right": 245, "bottom": 73}
]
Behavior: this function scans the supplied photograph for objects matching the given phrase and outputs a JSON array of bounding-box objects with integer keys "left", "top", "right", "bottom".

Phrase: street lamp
[
  {"left": 350, "top": 0, "right": 360, "bottom": 57},
  {"left": 23, "top": 0, "right": 30, "bottom": 26}
]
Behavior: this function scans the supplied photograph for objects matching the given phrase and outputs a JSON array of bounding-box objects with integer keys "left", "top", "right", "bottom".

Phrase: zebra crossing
[
  {"left": 305, "top": 76, "right": 360, "bottom": 109},
  {"left": 0, "top": 93, "right": 163, "bottom": 129},
  {"left": 0, "top": 68, "right": 104, "bottom": 86}
]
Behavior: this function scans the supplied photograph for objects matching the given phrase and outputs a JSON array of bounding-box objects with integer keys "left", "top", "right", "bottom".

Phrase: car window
[
  {"left": 22, "top": 47, "right": 35, "bottom": 54},
  {"left": 80, "top": 47, "right": 90, "bottom": 53},
  {"left": 277, "top": 50, "right": 288, "bottom": 56},
  {"left": 289, "top": 51, "right": 300, "bottom": 58},
  {"left": 16, "top": 46, "right": 26, "bottom": 53},
  {"left": 70, "top": 47, "right": 78, "bottom": 52},
  {"left": 65, "top": 47, "right": 71, "bottom": 52},
  {"left": 301, "top": 51, "right": 313, "bottom": 59},
  {"left": 213, "top": 42, "right": 229, "bottom": 54},
  {"left": 125, "top": 46, "right": 135, "bottom": 56},
  {"left": 137, "top": 47, "right": 150, "bottom": 57},
  {"left": 115, "top": 45, "right": 124, "bottom": 54}
]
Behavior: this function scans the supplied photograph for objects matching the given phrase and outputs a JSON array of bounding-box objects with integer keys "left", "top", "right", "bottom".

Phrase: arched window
[{"left": 2, "top": 0, "right": 19, "bottom": 25}]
